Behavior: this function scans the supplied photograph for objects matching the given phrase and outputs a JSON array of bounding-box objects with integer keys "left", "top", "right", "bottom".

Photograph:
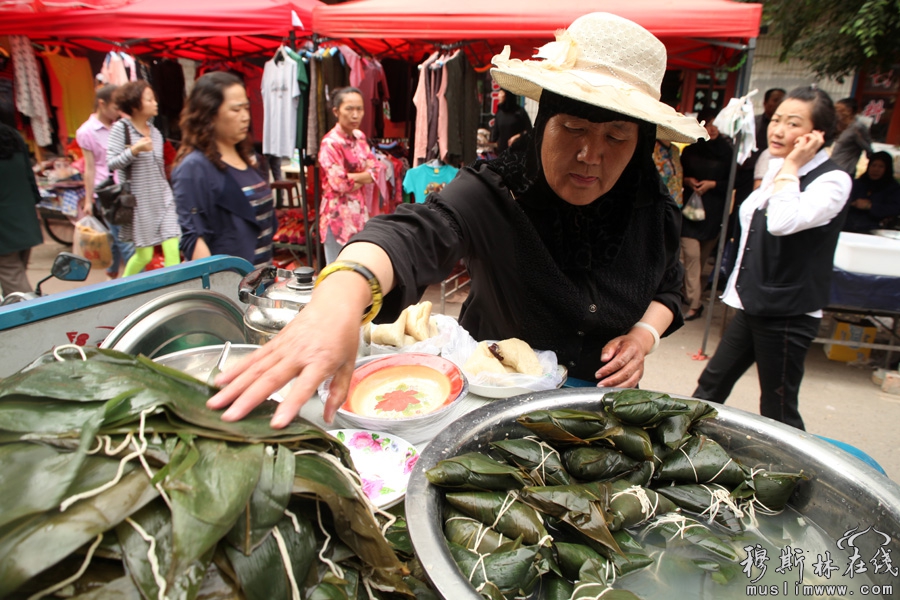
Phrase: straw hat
[{"left": 491, "top": 12, "right": 709, "bottom": 143}]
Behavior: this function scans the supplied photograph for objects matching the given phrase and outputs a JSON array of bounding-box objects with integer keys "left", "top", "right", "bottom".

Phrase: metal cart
[{"left": 0, "top": 256, "right": 254, "bottom": 378}]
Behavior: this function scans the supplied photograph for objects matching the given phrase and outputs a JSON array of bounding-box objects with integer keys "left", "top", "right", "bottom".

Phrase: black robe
[{"left": 351, "top": 158, "right": 684, "bottom": 382}]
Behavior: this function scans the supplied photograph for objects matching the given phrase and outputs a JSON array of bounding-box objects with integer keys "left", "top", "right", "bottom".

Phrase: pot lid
[
  {"left": 100, "top": 289, "right": 247, "bottom": 358},
  {"left": 239, "top": 266, "right": 314, "bottom": 310}
]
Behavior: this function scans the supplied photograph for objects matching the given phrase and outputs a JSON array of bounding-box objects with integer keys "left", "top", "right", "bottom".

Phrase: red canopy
[
  {"left": 313, "top": 0, "right": 763, "bottom": 68},
  {"left": 0, "top": 0, "right": 316, "bottom": 59}
]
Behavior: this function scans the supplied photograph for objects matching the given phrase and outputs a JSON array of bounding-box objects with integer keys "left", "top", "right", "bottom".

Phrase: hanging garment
[
  {"left": 369, "top": 150, "right": 391, "bottom": 216},
  {"left": 425, "top": 58, "right": 443, "bottom": 162},
  {"left": 444, "top": 51, "right": 479, "bottom": 165},
  {"left": 316, "top": 51, "right": 328, "bottom": 148},
  {"left": 338, "top": 44, "right": 364, "bottom": 87},
  {"left": 306, "top": 54, "right": 320, "bottom": 157},
  {"left": 412, "top": 52, "right": 438, "bottom": 166},
  {"left": 121, "top": 52, "right": 138, "bottom": 82},
  {"left": 358, "top": 56, "right": 389, "bottom": 140},
  {"left": 320, "top": 48, "right": 350, "bottom": 133},
  {"left": 41, "top": 52, "right": 94, "bottom": 142},
  {"left": 334, "top": 45, "right": 388, "bottom": 140},
  {"left": 149, "top": 59, "right": 186, "bottom": 140},
  {"left": 101, "top": 52, "right": 130, "bottom": 86},
  {"left": 435, "top": 52, "right": 454, "bottom": 164},
  {"left": 9, "top": 35, "right": 52, "bottom": 146},
  {"left": 284, "top": 47, "right": 310, "bottom": 154},
  {"left": 381, "top": 58, "right": 413, "bottom": 124},
  {"left": 179, "top": 59, "right": 197, "bottom": 95},
  {"left": 0, "top": 59, "right": 16, "bottom": 128},
  {"left": 388, "top": 154, "right": 408, "bottom": 209},
  {"left": 402, "top": 162, "right": 458, "bottom": 203},
  {"left": 261, "top": 48, "right": 299, "bottom": 159}
]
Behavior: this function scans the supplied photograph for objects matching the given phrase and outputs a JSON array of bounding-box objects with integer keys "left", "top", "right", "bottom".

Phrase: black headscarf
[
  {"left": 485, "top": 90, "right": 663, "bottom": 271},
  {"left": 860, "top": 151, "right": 897, "bottom": 193},
  {"left": 498, "top": 90, "right": 523, "bottom": 113}
]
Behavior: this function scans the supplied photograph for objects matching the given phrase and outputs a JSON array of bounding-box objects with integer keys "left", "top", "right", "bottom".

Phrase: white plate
[
  {"left": 468, "top": 364, "right": 568, "bottom": 399},
  {"left": 328, "top": 429, "right": 419, "bottom": 509}
]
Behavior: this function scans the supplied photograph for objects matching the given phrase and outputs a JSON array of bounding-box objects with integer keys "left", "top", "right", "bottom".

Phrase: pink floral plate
[{"left": 328, "top": 429, "right": 420, "bottom": 509}]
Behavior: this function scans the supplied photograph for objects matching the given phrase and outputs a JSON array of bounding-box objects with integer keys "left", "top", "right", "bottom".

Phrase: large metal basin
[{"left": 406, "top": 388, "right": 900, "bottom": 599}]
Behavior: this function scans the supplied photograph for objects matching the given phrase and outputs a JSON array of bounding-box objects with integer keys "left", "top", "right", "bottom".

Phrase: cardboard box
[{"left": 824, "top": 318, "right": 877, "bottom": 362}]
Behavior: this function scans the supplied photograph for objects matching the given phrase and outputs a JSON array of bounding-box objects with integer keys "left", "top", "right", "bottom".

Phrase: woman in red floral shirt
[{"left": 318, "top": 87, "right": 381, "bottom": 264}]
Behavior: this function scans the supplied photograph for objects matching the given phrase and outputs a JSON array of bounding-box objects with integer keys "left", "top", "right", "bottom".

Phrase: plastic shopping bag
[
  {"left": 682, "top": 191, "right": 706, "bottom": 222},
  {"left": 714, "top": 91, "right": 758, "bottom": 164},
  {"left": 440, "top": 326, "right": 564, "bottom": 392},
  {"left": 73, "top": 215, "right": 113, "bottom": 269}
]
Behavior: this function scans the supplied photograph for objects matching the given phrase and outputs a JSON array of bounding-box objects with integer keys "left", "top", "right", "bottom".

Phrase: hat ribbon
[{"left": 532, "top": 29, "right": 659, "bottom": 99}]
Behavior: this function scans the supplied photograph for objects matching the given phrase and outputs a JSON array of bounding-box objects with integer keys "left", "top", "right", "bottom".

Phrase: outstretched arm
[{"left": 209, "top": 242, "right": 395, "bottom": 427}]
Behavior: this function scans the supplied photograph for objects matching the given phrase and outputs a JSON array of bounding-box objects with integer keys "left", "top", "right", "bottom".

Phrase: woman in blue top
[{"left": 172, "top": 72, "right": 275, "bottom": 267}]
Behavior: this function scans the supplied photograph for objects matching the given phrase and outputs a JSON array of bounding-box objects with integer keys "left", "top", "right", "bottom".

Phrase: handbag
[{"left": 95, "top": 124, "right": 137, "bottom": 226}]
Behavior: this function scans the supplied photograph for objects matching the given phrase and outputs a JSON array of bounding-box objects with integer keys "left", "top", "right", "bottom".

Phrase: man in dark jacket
[
  {"left": 0, "top": 124, "right": 43, "bottom": 297},
  {"left": 831, "top": 98, "right": 874, "bottom": 176}
]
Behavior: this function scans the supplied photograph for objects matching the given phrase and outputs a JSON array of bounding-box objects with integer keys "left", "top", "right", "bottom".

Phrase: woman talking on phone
[{"left": 692, "top": 86, "right": 852, "bottom": 430}]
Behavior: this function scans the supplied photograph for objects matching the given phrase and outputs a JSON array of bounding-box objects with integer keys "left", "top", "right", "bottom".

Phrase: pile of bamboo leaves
[
  {"left": 425, "top": 390, "right": 808, "bottom": 599},
  {"left": 0, "top": 346, "right": 433, "bottom": 600}
]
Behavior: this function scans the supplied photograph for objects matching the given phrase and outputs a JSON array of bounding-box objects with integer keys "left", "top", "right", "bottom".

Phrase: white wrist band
[
  {"left": 631, "top": 321, "right": 660, "bottom": 355},
  {"left": 774, "top": 173, "right": 800, "bottom": 184}
]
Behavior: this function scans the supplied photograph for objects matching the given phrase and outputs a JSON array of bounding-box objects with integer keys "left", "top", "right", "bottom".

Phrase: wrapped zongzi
[
  {"left": 445, "top": 491, "right": 548, "bottom": 545},
  {"left": 426, "top": 452, "right": 532, "bottom": 491},
  {"left": 491, "top": 437, "right": 572, "bottom": 486},
  {"left": 601, "top": 389, "right": 691, "bottom": 426},
  {"left": 656, "top": 435, "right": 747, "bottom": 486}
]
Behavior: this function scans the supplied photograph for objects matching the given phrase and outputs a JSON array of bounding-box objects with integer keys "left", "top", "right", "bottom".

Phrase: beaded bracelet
[
  {"left": 314, "top": 260, "right": 384, "bottom": 324},
  {"left": 630, "top": 321, "right": 661, "bottom": 354}
]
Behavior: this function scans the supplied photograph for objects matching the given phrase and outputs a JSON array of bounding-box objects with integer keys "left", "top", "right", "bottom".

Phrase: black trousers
[{"left": 693, "top": 309, "right": 820, "bottom": 431}]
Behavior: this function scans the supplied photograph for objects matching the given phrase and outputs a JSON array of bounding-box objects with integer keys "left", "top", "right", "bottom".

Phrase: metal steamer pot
[
  {"left": 406, "top": 388, "right": 900, "bottom": 600},
  {"left": 239, "top": 265, "right": 314, "bottom": 344}
]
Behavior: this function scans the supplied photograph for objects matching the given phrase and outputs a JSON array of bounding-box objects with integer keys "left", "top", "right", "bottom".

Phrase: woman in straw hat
[{"left": 209, "top": 13, "right": 708, "bottom": 428}]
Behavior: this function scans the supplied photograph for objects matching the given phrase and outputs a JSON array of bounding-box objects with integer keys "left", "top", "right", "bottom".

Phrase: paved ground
[{"left": 20, "top": 226, "right": 900, "bottom": 483}]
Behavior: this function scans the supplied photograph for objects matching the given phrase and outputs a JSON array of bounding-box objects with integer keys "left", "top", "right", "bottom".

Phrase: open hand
[
  {"left": 595, "top": 333, "right": 647, "bottom": 388},
  {"left": 207, "top": 291, "right": 362, "bottom": 428}
]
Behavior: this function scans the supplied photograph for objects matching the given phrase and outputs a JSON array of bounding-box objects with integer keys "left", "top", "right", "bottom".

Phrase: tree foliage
[{"left": 757, "top": 0, "right": 900, "bottom": 79}]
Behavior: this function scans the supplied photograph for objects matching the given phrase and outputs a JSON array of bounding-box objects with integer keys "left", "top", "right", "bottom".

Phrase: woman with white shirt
[{"left": 692, "top": 86, "right": 852, "bottom": 431}]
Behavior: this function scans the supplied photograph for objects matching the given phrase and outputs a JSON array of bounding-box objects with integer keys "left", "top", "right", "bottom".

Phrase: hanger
[{"left": 426, "top": 158, "right": 442, "bottom": 170}]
